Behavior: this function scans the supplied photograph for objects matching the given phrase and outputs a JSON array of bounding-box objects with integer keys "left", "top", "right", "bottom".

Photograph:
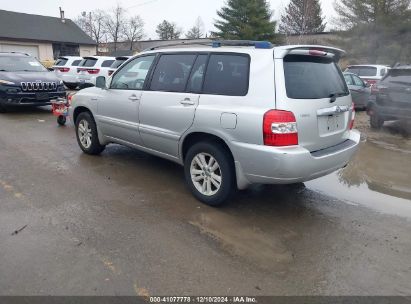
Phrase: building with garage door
[{"left": 0, "top": 9, "right": 96, "bottom": 62}]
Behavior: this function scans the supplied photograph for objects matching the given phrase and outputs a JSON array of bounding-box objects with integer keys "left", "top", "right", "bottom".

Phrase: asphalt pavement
[{"left": 0, "top": 107, "right": 410, "bottom": 296}]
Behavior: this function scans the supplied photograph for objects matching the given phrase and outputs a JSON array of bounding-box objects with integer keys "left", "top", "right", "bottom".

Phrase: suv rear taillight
[
  {"left": 349, "top": 103, "right": 355, "bottom": 130},
  {"left": 263, "top": 110, "right": 298, "bottom": 146},
  {"left": 87, "top": 69, "right": 100, "bottom": 74},
  {"left": 58, "top": 68, "right": 70, "bottom": 72}
]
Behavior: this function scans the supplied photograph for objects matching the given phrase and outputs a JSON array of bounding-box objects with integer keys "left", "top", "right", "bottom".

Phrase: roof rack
[{"left": 144, "top": 40, "right": 274, "bottom": 51}]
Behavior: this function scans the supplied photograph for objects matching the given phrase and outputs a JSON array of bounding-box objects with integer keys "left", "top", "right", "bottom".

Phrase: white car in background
[
  {"left": 345, "top": 64, "right": 390, "bottom": 87},
  {"left": 76, "top": 56, "right": 115, "bottom": 88},
  {"left": 52, "top": 56, "right": 83, "bottom": 90}
]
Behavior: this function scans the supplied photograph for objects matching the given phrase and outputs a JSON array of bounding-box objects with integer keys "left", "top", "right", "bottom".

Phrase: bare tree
[
  {"left": 186, "top": 17, "right": 205, "bottom": 39},
  {"left": 75, "top": 10, "right": 107, "bottom": 54},
  {"left": 124, "top": 16, "right": 145, "bottom": 50},
  {"left": 105, "top": 4, "right": 126, "bottom": 51}
]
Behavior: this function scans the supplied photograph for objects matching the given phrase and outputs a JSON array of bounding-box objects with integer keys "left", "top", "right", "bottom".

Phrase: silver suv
[{"left": 69, "top": 41, "right": 360, "bottom": 206}]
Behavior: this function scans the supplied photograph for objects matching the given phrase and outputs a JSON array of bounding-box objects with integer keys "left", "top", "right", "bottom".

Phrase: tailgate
[{"left": 274, "top": 46, "right": 354, "bottom": 152}]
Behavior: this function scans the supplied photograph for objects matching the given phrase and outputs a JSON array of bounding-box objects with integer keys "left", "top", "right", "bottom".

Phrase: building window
[{"left": 52, "top": 43, "right": 80, "bottom": 59}]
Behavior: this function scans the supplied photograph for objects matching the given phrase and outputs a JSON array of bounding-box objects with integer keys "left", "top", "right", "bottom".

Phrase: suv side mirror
[{"left": 96, "top": 76, "right": 106, "bottom": 89}]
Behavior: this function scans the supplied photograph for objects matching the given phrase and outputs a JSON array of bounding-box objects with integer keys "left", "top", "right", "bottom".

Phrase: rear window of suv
[
  {"left": 346, "top": 66, "right": 377, "bottom": 77},
  {"left": 79, "top": 58, "right": 97, "bottom": 67},
  {"left": 284, "top": 55, "right": 348, "bottom": 99},
  {"left": 55, "top": 58, "right": 68, "bottom": 66},
  {"left": 102, "top": 60, "right": 115, "bottom": 68}
]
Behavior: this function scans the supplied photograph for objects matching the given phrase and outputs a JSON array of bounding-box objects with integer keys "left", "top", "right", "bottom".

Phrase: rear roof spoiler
[{"left": 274, "top": 45, "right": 346, "bottom": 61}]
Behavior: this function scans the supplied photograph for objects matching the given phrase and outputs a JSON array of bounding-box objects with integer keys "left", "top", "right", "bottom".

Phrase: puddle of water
[{"left": 306, "top": 136, "right": 411, "bottom": 218}]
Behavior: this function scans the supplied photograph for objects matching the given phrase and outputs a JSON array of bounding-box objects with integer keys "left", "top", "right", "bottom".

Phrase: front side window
[
  {"left": 150, "top": 54, "right": 196, "bottom": 92},
  {"left": 344, "top": 74, "right": 354, "bottom": 85},
  {"left": 284, "top": 55, "right": 348, "bottom": 99},
  {"left": 111, "top": 55, "right": 155, "bottom": 90},
  {"left": 203, "top": 54, "right": 250, "bottom": 96}
]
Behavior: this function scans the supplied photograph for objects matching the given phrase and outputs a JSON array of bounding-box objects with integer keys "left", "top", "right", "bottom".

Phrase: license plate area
[
  {"left": 318, "top": 114, "right": 345, "bottom": 136},
  {"left": 36, "top": 92, "right": 49, "bottom": 100}
]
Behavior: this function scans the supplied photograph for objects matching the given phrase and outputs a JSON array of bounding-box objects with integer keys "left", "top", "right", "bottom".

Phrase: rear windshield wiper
[
  {"left": 329, "top": 91, "right": 348, "bottom": 103},
  {"left": 0, "top": 69, "right": 8, "bottom": 71}
]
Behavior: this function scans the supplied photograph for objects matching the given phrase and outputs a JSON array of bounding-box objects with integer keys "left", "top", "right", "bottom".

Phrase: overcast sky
[{"left": 1, "top": 0, "right": 337, "bottom": 39}]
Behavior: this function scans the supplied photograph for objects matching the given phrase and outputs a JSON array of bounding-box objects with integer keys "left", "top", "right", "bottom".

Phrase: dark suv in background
[
  {"left": 367, "top": 65, "right": 411, "bottom": 129},
  {"left": 0, "top": 52, "right": 66, "bottom": 112}
]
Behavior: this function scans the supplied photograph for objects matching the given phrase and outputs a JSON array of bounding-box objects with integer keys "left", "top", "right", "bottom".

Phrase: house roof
[{"left": 0, "top": 9, "right": 96, "bottom": 45}]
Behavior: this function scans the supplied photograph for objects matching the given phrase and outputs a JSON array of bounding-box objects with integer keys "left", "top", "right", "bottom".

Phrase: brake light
[
  {"left": 349, "top": 103, "right": 355, "bottom": 130},
  {"left": 87, "top": 69, "right": 100, "bottom": 75},
  {"left": 108, "top": 70, "right": 114, "bottom": 76},
  {"left": 58, "top": 68, "right": 70, "bottom": 73},
  {"left": 67, "top": 94, "right": 73, "bottom": 105},
  {"left": 309, "top": 49, "right": 327, "bottom": 56},
  {"left": 263, "top": 110, "right": 298, "bottom": 146}
]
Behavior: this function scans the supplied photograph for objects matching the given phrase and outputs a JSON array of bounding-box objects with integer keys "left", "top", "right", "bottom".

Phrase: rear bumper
[{"left": 231, "top": 130, "right": 361, "bottom": 189}]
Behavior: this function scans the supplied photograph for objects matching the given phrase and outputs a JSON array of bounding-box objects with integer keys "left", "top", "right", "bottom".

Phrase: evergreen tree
[
  {"left": 186, "top": 17, "right": 205, "bottom": 39},
  {"left": 333, "top": 0, "right": 411, "bottom": 64},
  {"left": 279, "top": 0, "right": 326, "bottom": 34},
  {"left": 156, "top": 20, "right": 182, "bottom": 40},
  {"left": 213, "top": 0, "right": 278, "bottom": 41}
]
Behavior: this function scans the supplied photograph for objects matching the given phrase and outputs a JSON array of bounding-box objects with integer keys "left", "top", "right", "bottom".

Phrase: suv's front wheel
[
  {"left": 184, "top": 142, "right": 235, "bottom": 206},
  {"left": 75, "top": 112, "right": 105, "bottom": 155}
]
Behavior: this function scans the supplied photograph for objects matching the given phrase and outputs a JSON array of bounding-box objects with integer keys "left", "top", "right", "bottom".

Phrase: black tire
[
  {"left": 184, "top": 141, "right": 235, "bottom": 206},
  {"left": 370, "top": 112, "right": 384, "bottom": 129},
  {"left": 57, "top": 115, "right": 67, "bottom": 126},
  {"left": 65, "top": 84, "right": 78, "bottom": 90},
  {"left": 75, "top": 112, "right": 105, "bottom": 155}
]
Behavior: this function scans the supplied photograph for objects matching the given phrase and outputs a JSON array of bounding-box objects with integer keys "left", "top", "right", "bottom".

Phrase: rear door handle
[
  {"left": 180, "top": 98, "right": 195, "bottom": 106},
  {"left": 129, "top": 95, "right": 140, "bottom": 102}
]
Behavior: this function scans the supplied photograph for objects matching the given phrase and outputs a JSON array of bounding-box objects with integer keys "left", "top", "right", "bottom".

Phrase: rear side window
[
  {"left": 55, "top": 58, "right": 68, "bottom": 66},
  {"left": 79, "top": 58, "right": 97, "bottom": 67},
  {"left": 150, "top": 54, "right": 196, "bottom": 92},
  {"left": 102, "top": 60, "right": 115, "bottom": 68},
  {"left": 71, "top": 60, "right": 81, "bottom": 66},
  {"left": 203, "top": 54, "right": 250, "bottom": 96},
  {"left": 284, "top": 55, "right": 348, "bottom": 99}
]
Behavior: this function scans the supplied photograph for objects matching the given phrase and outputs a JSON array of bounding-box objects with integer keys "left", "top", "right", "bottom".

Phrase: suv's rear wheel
[
  {"left": 370, "top": 111, "right": 384, "bottom": 129},
  {"left": 184, "top": 142, "right": 235, "bottom": 206},
  {"left": 75, "top": 112, "right": 105, "bottom": 155}
]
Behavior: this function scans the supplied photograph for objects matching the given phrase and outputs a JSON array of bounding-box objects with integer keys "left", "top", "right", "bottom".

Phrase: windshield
[
  {"left": 0, "top": 56, "right": 48, "bottom": 72},
  {"left": 284, "top": 55, "right": 349, "bottom": 99}
]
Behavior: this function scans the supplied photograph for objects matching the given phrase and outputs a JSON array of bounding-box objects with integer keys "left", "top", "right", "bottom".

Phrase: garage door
[{"left": 0, "top": 44, "right": 39, "bottom": 58}]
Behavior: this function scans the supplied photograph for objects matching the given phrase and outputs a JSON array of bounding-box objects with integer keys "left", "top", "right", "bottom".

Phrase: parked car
[
  {"left": 52, "top": 56, "right": 83, "bottom": 90},
  {"left": 343, "top": 72, "right": 371, "bottom": 109},
  {"left": 107, "top": 56, "right": 132, "bottom": 77},
  {"left": 0, "top": 52, "right": 66, "bottom": 112},
  {"left": 76, "top": 56, "right": 115, "bottom": 88},
  {"left": 367, "top": 65, "right": 411, "bottom": 129},
  {"left": 69, "top": 42, "right": 360, "bottom": 206},
  {"left": 345, "top": 65, "right": 390, "bottom": 87}
]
